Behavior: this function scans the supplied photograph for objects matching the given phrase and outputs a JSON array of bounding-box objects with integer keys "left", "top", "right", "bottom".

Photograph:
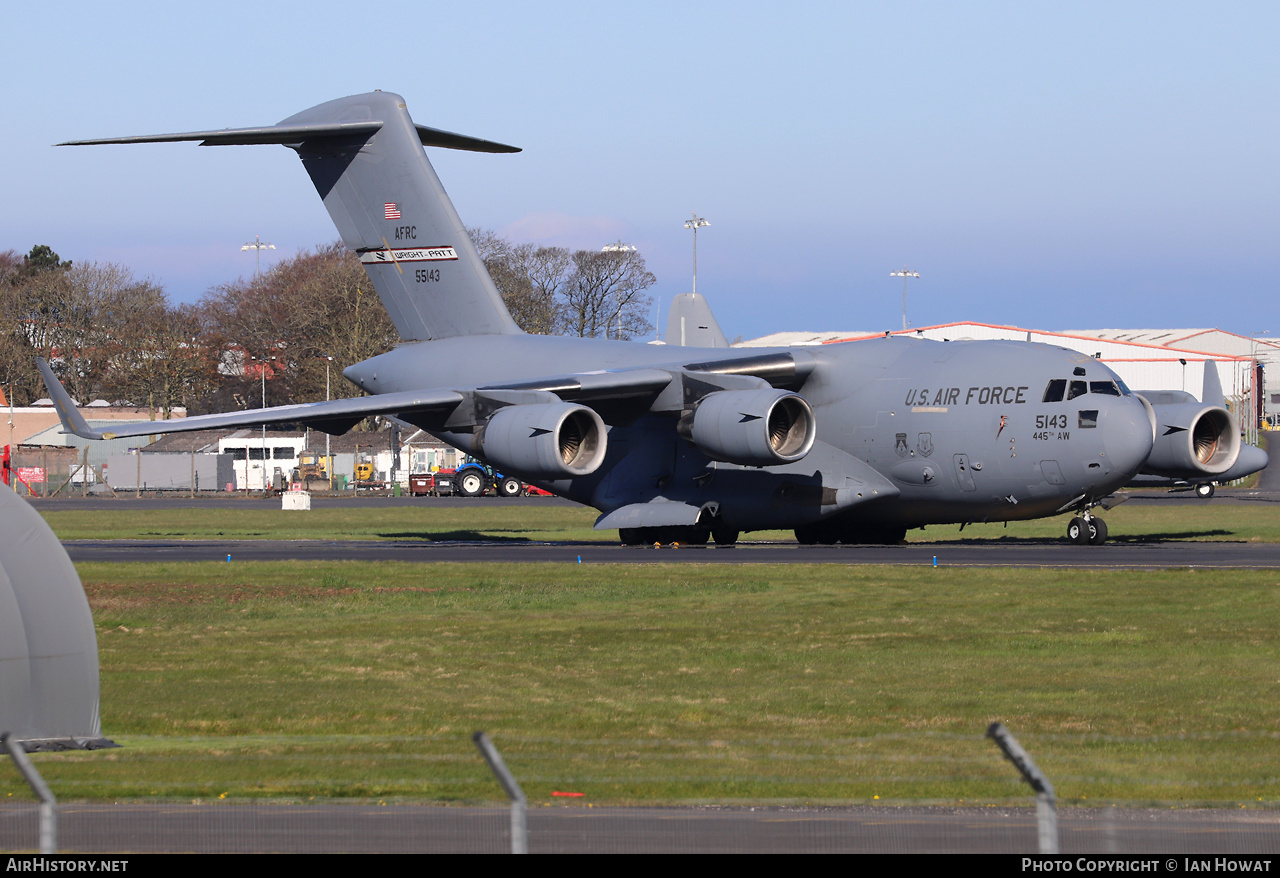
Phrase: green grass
[
  {"left": 9, "top": 561, "right": 1280, "bottom": 806},
  {"left": 39, "top": 503, "right": 607, "bottom": 542},
  {"left": 35, "top": 495, "right": 1280, "bottom": 543}
]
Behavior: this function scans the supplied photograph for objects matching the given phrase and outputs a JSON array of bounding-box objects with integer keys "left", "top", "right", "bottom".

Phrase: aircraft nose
[{"left": 1103, "top": 396, "right": 1156, "bottom": 479}]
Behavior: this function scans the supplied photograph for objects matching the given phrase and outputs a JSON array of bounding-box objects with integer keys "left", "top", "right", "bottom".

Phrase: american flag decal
[{"left": 384, "top": 202, "right": 401, "bottom": 220}]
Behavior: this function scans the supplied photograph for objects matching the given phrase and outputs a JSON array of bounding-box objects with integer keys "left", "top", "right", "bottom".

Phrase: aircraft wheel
[
  {"left": 794, "top": 525, "right": 820, "bottom": 545},
  {"left": 499, "top": 477, "right": 522, "bottom": 497},
  {"left": 1195, "top": 483, "right": 1215, "bottom": 499},
  {"left": 1088, "top": 517, "right": 1109, "bottom": 545},
  {"left": 871, "top": 525, "right": 907, "bottom": 544},
  {"left": 458, "top": 471, "right": 485, "bottom": 497},
  {"left": 1066, "top": 516, "right": 1090, "bottom": 545},
  {"left": 679, "top": 527, "right": 710, "bottom": 546},
  {"left": 619, "top": 528, "right": 645, "bottom": 546},
  {"left": 712, "top": 528, "right": 740, "bottom": 547}
]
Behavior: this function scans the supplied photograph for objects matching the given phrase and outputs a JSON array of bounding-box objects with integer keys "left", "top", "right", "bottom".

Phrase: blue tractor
[{"left": 453, "top": 457, "right": 523, "bottom": 497}]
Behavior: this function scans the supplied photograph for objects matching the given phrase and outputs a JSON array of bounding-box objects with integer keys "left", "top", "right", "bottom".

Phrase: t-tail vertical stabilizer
[
  {"left": 664, "top": 293, "right": 728, "bottom": 348},
  {"left": 61, "top": 91, "right": 523, "bottom": 342}
]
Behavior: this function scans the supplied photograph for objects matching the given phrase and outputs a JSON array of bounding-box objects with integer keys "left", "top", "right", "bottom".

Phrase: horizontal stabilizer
[
  {"left": 59, "top": 122, "right": 383, "bottom": 147},
  {"left": 60, "top": 123, "right": 518, "bottom": 153}
]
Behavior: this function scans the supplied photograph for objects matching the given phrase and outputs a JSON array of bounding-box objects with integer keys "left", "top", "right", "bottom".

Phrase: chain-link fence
[{"left": 4, "top": 732, "right": 1280, "bottom": 854}]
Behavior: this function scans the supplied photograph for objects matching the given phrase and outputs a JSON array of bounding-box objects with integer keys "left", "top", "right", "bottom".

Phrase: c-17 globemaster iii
[{"left": 39, "top": 91, "right": 1268, "bottom": 546}]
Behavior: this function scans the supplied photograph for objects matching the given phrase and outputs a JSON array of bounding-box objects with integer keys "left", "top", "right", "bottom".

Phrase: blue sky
[{"left": 5, "top": 2, "right": 1277, "bottom": 341}]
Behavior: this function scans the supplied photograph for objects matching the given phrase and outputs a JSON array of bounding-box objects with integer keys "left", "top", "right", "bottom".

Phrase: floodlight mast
[
  {"left": 241, "top": 235, "right": 276, "bottom": 279},
  {"left": 684, "top": 213, "right": 710, "bottom": 296},
  {"left": 889, "top": 267, "right": 920, "bottom": 332}
]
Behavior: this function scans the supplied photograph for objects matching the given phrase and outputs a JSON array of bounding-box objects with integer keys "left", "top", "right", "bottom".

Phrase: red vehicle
[{"left": 524, "top": 484, "right": 553, "bottom": 497}]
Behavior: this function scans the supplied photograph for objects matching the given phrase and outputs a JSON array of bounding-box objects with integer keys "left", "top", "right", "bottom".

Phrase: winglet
[
  {"left": 1202, "top": 360, "right": 1226, "bottom": 408},
  {"left": 34, "top": 359, "right": 104, "bottom": 439}
]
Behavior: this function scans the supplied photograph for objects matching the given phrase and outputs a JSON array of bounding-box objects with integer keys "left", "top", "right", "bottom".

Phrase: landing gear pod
[
  {"left": 479, "top": 403, "right": 607, "bottom": 479},
  {"left": 678, "top": 389, "right": 816, "bottom": 467}
]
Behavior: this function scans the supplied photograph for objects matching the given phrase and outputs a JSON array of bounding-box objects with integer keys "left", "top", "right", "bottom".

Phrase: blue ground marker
[{"left": 933, "top": 556, "right": 937, "bottom": 567}]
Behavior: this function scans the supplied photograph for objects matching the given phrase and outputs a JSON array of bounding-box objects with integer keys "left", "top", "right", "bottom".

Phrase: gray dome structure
[{"left": 0, "top": 488, "right": 113, "bottom": 750}]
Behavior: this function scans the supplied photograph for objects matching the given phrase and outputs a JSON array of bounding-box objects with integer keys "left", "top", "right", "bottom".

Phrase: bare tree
[
  {"left": 470, "top": 229, "right": 656, "bottom": 339},
  {"left": 557, "top": 248, "right": 655, "bottom": 340},
  {"left": 196, "top": 243, "right": 399, "bottom": 416},
  {"left": 469, "top": 228, "right": 568, "bottom": 335}
]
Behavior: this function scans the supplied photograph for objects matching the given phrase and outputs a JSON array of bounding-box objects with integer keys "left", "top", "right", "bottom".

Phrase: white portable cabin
[{"left": 218, "top": 434, "right": 307, "bottom": 490}]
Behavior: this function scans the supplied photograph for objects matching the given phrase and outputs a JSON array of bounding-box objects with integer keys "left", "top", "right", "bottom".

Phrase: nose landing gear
[{"left": 1067, "top": 514, "right": 1108, "bottom": 545}]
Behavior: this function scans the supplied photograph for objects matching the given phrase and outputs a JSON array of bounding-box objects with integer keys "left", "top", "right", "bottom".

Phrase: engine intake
[
  {"left": 678, "top": 389, "right": 816, "bottom": 466},
  {"left": 478, "top": 402, "right": 607, "bottom": 478},
  {"left": 1142, "top": 403, "right": 1240, "bottom": 476}
]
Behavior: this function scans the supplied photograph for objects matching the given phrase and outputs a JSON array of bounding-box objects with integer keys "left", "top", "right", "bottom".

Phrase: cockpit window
[
  {"left": 1090, "top": 380, "right": 1121, "bottom": 396},
  {"left": 1042, "top": 379, "right": 1066, "bottom": 403},
  {"left": 1067, "top": 380, "right": 1088, "bottom": 400},
  {"left": 1115, "top": 377, "right": 1132, "bottom": 396}
]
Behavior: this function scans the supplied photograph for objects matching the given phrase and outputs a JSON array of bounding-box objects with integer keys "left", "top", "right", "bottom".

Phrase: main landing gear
[{"left": 1066, "top": 514, "right": 1108, "bottom": 545}]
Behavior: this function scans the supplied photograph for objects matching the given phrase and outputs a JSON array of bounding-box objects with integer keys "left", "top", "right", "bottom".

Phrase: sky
[{"left": 4, "top": 1, "right": 1277, "bottom": 342}]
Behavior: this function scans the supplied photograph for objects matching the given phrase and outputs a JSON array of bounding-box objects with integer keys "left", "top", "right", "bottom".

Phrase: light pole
[
  {"left": 241, "top": 236, "right": 276, "bottom": 279},
  {"left": 321, "top": 355, "right": 333, "bottom": 484},
  {"left": 601, "top": 240, "right": 637, "bottom": 339},
  {"left": 890, "top": 267, "right": 920, "bottom": 332},
  {"left": 1250, "top": 332, "right": 1270, "bottom": 445},
  {"left": 683, "top": 213, "right": 709, "bottom": 296},
  {"left": 252, "top": 354, "right": 275, "bottom": 492}
]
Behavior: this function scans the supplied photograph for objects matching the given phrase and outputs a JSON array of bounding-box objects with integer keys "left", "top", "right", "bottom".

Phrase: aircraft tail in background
[
  {"left": 61, "top": 91, "right": 523, "bottom": 342},
  {"left": 664, "top": 293, "right": 728, "bottom": 348}
]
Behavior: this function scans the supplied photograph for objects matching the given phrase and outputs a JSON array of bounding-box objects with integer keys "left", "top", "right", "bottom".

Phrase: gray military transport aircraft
[{"left": 38, "top": 91, "right": 1268, "bottom": 546}]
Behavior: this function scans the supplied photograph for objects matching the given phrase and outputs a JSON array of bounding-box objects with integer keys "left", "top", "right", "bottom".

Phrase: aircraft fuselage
[{"left": 347, "top": 333, "right": 1155, "bottom": 534}]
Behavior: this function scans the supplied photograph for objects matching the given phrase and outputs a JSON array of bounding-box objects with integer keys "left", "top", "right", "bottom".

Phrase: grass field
[
  {"left": 35, "top": 495, "right": 1280, "bottom": 543},
  {"left": 10, "top": 560, "right": 1280, "bottom": 807}
]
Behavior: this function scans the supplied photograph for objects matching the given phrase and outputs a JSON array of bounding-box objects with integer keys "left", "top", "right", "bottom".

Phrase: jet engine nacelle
[
  {"left": 478, "top": 403, "right": 607, "bottom": 479},
  {"left": 1142, "top": 403, "right": 1240, "bottom": 476},
  {"left": 678, "top": 389, "right": 816, "bottom": 467}
]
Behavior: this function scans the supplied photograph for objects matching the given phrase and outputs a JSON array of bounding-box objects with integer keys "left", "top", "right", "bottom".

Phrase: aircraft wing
[
  {"left": 481, "top": 368, "right": 675, "bottom": 400},
  {"left": 35, "top": 358, "right": 463, "bottom": 441},
  {"left": 35, "top": 357, "right": 683, "bottom": 443}
]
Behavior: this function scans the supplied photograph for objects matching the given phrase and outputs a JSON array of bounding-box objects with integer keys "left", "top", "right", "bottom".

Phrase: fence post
[
  {"left": 2, "top": 732, "right": 56, "bottom": 854},
  {"left": 986, "top": 721, "right": 1058, "bottom": 854},
  {"left": 472, "top": 731, "right": 528, "bottom": 854}
]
